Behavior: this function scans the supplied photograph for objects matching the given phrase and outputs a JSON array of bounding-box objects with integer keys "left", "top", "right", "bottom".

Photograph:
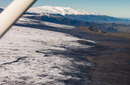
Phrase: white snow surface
[
  {"left": 40, "top": 21, "right": 75, "bottom": 29},
  {"left": 17, "top": 17, "right": 75, "bottom": 29},
  {"left": 0, "top": 17, "right": 95, "bottom": 84},
  {"left": 28, "top": 6, "right": 95, "bottom": 15}
]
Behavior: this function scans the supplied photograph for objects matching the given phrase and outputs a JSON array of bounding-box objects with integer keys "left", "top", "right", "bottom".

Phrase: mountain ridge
[
  {"left": 28, "top": 6, "right": 95, "bottom": 15},
  {"left": 24, "top": 14, "right": 130, "bottom": 33},
  {"left": 1, "top": 5, "right": 130, "bottom": 23},
  {"left": 28, "top": 6, "right": 130, "bottom": 24}
]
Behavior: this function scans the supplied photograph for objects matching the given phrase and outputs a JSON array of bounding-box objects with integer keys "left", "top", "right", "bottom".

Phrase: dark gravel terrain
[{"left": 77, "top": 33, "right": 130, "bottom": 85}]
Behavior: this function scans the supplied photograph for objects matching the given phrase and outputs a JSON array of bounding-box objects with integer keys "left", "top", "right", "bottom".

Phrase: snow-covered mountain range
[
  {"left": 27, "top": 6, "right": 130, "bottom": 24},
  {"left": 28, "top": 6, "right": 95, "bottom": 15},
  {"left": 1, "top": 5, "right": 130, "bottom": 24}
]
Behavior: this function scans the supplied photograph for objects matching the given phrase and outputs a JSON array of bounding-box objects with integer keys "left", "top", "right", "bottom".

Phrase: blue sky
[{"left": 0, "top": 0, "right": 130, "bottom": 18}]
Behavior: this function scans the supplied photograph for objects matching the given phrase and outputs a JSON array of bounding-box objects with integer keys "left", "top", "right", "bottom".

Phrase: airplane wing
[{"left": 0, "top": 0, "right": 37, "bottom": 38}]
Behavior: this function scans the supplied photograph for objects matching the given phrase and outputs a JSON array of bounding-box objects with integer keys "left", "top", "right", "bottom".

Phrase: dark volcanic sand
[{"left": 80, "top": 35, "right": 130, "bottom": 85}]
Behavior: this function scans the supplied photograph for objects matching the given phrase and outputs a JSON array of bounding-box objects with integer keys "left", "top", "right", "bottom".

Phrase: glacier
[{"left": 0, "top": 17, "right": 95, "bottom": 85}]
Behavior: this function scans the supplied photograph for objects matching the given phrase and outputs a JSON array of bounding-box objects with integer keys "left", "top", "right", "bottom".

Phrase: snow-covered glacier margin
[{"left": 0, "top": 20, "right": 95, "bottom": 85}]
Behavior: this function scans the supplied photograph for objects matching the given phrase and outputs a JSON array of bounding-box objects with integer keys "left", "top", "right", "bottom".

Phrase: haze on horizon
[{"left": 0, "top": 0, "right": 130, "bottom": 18}]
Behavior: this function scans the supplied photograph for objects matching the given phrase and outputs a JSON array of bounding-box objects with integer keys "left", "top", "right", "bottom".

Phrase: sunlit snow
[
  {"left": 17, "top": 17, "right": 75, "bottom": 29},
  {"left": 28, "top": 6, "right": 95, "bottom": 15},
  {"left": 0, "top": 18, "right": 95, "bottom": 85}
]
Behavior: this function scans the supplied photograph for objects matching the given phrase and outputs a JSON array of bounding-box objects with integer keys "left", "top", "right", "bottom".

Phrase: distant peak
[{"left": 28, "top": 6, "right": 95, "bottom": 15}]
